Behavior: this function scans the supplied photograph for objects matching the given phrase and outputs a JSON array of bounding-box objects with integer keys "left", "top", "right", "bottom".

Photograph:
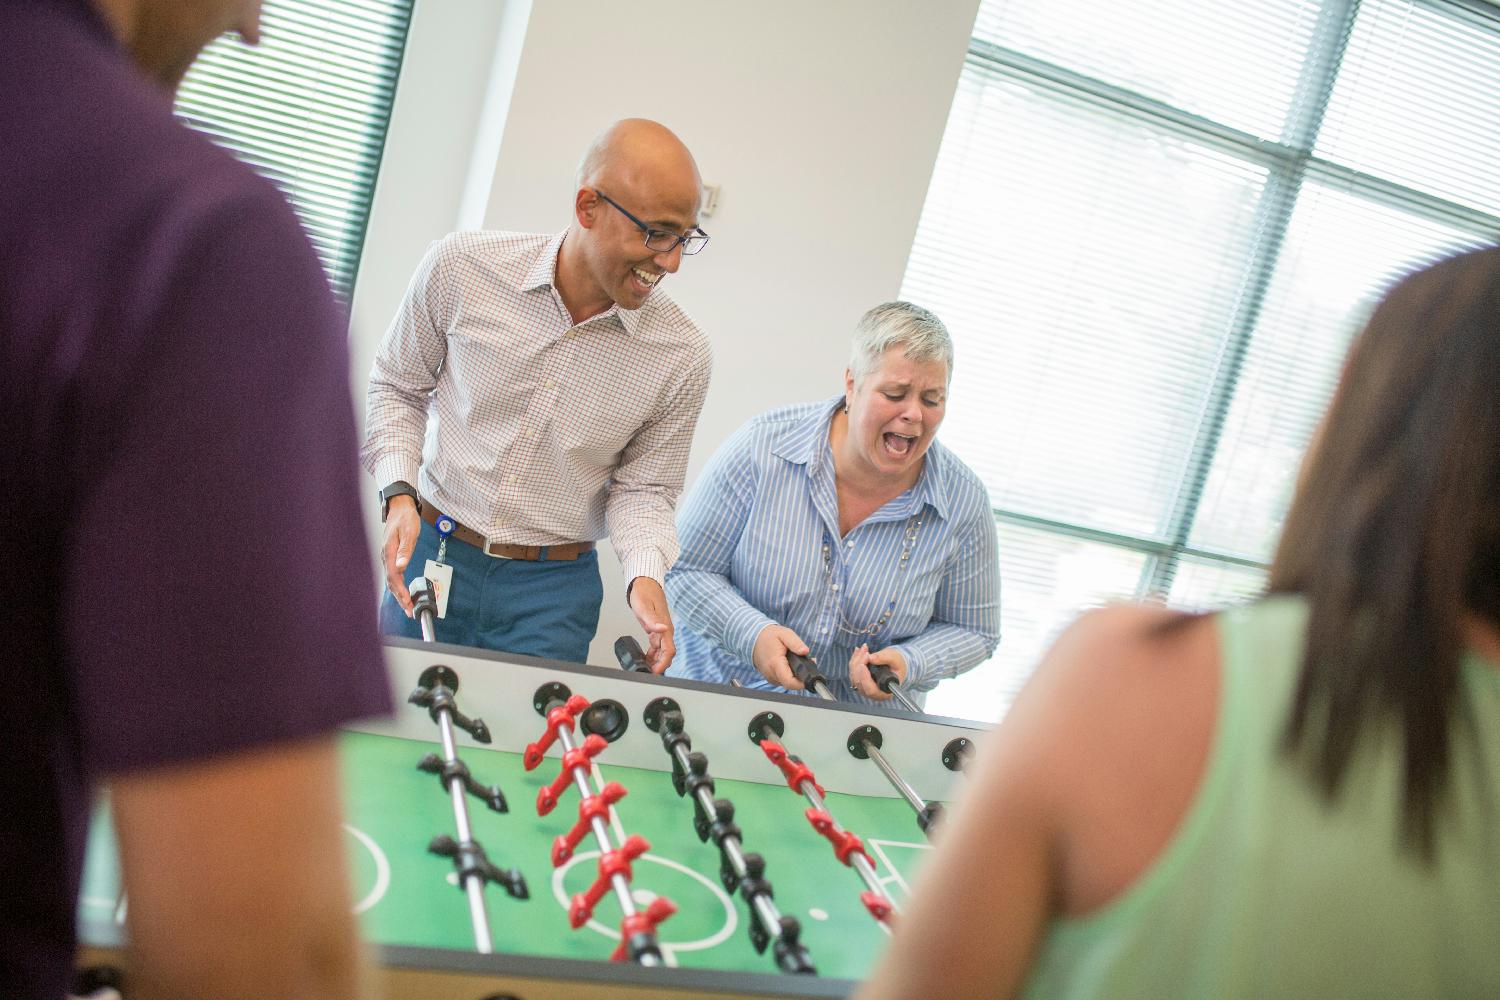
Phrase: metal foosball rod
[
  {"left": 437, "top": 718, "right": 493, "bottom": 952},
  {"left": 606, "top": 646, "right": 815, "bottom": 968},
  {"left": 407, "top": 664, "right": 528, "bottom": 954},
  {"left": 788, "top": 654, "right": 944, "bottom": 836},
  {"left": 864, "top": 662, "right": 922, "bottom": 714},
  {"left": 791, "top": 771, "right": 893, "bottom": 918},
  {"left": 529, "top": 683, "right": 671, "bottom": 966},
  {"left": 558, "top": 723, "right": 643, "bottom": 941},
  {"left": 633, "top": 691, "right": 815, "bottom": 975},
  {"left": 748, "top": 712, "right": 898, "bottom": 928},
  {"left": 845, "top": 723, "right": 943, "bottom": 836}
]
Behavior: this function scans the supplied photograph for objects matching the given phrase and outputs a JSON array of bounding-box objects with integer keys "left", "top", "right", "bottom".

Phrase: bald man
[{"left": 363, "top": 119, "right": 713, "bottom": 671}]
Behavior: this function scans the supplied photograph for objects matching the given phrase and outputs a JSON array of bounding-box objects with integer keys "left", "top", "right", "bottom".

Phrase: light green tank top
[{"left": 1021, "top": 596, "right": 1500, "bottom": 999}]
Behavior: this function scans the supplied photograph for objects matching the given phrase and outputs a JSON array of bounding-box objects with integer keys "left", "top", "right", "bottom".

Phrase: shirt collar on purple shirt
[
  {"left": 772, "top": 395, "right": 951, "bottom": 523},
  {"left": 523, "top": 230, "right": 640, "bottom": 337}
]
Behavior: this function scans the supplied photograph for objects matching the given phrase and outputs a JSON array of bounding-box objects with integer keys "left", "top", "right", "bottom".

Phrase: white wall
[
  {"left": 350, "top": 0, "right": 982, "bottom": 669},
  {"left": 348, "top": 0, "right": 523, "bottom": 442}
]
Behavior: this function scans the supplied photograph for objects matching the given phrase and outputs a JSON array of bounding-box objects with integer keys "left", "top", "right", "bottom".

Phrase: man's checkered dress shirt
[{"left": 362, "top": 230, "right": 712, "bottom": 585}]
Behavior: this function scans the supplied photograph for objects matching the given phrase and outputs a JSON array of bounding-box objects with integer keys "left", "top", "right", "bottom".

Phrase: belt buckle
[{"left": 483, "top": 537, "right": 515, "bottom": 560}]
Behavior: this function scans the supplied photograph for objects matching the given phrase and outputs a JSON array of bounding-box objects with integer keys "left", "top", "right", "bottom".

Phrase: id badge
[{"left": 423, "top": 560, "right": 453, "bottom": 618}]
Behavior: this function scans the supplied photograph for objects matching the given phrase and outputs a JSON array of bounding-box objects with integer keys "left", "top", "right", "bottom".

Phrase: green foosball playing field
[{"left": 78, "top": 639, "right": 985, "bottom": 998}]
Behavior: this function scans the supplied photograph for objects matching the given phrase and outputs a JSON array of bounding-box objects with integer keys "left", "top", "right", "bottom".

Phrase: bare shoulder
[
  {"left": 1027, "top": 602, "right": 1221, "bottom": 748},
  {"left": 1027, "top": 604, "right": 1216, "bottom": 703},
  {"left": 1012, "top": 604, "right": 1223, "bottom": 914},
  {"left": 1002, "top": 604, "right": 1217, "bottom": 784},
  {"left": 974, "top": 604, "right": 1215, "bottom": 786}
]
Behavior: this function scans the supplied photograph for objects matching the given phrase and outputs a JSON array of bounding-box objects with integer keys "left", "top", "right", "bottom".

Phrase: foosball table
[{"left": 77, "top": 634, "right": 986, "bottom": 999}]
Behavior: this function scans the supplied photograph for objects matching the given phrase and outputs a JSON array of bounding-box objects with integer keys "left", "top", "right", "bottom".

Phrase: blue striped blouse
[{"left": 665, "top": 397, "right": 1001, "bottom": 706}]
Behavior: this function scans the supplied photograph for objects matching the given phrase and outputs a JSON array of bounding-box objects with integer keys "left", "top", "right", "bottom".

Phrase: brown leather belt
[{"left": 421, "top": 501, "right": 595, "bottom": 561}]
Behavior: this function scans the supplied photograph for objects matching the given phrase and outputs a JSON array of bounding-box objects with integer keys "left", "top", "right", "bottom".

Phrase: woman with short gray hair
[{"left": 665, "top": 301, "right": 1000, "bottom": 706}]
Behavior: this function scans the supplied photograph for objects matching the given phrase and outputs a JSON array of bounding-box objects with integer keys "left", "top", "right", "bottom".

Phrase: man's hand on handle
[
  {"left": 627, "top": 577, "right": 676, "bottom": 673},
  {"left": 381, "top": 495, "right": 420, "bottom": 615}
]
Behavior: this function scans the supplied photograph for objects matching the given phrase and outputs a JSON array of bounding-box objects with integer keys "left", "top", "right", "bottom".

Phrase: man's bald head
[
  {"left": 557, "top": 119, "right": 705, "bottom": 319},
  {"left": 575, "top": 118, "right": 701, "bottom": 207}
]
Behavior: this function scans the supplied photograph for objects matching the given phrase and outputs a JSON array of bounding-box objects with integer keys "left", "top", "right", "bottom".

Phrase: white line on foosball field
[
  {"left": 344, "top": 823, "right": 392, "bottom": 915},
  {"left": 865, "top": 839, "right": 932, "bottom": 901},
  {"left": 550, "top": 849, "right": 741, "bottom": 966}
]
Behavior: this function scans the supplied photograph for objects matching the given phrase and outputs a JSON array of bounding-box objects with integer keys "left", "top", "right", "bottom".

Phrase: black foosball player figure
[
  {"left": 408, "top": 664, "right": 528, "bottom": 954},
  {"left": 641, "top": 696, "right": 816, "bottom": 975}
]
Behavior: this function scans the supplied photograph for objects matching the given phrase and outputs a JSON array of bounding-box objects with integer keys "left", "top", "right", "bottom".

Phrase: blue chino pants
[{"left": 378, "top": 517, "right": 604, "bottom": 664}]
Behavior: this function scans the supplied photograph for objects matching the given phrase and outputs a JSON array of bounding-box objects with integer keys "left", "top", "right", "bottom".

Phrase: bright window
[
  {"left": 174, "top": 0, "right": 413, "bottom": 300},
  {"left": 905, "top": 0, "right": 1500, "bottom": 721}
]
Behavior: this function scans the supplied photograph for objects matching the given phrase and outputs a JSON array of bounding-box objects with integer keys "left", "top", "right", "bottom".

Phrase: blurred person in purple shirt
[{"left": 0, "top": 2, "right": 390, "bottom": 998}]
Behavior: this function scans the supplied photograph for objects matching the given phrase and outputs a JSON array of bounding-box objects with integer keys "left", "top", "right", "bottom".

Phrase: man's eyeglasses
[{"left": 596, "top": 191, "right": 710, "bottom": 255}]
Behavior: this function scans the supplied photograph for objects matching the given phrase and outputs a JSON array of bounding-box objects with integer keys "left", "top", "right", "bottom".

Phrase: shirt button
[
  {"left": 832, "top": 583, "right": 840, "bottom": 591},
  {"left": 820, "top": 627, "right": 828, "bottom": 634},
  {"left": 544, "top": 378, "right": 555, "bottom": 389},
  {"left": 509, "top": 475, "right": 518, "bottom": 484},
  {"left": 846, "top": 540, "right": 854, "bottom": 548}
]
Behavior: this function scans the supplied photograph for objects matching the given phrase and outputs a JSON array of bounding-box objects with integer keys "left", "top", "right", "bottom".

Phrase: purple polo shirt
[{"left": 0, "top": 2, "right": 391, "bottom": 995}]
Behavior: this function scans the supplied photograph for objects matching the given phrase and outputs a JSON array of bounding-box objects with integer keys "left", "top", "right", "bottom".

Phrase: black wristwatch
[{"left": 380, "top": 481, "right": 421, "bottom": 522}]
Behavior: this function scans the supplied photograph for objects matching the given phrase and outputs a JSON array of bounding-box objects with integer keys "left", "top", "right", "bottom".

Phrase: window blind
[
  {"left": 174, "top": 0, "right": 413, "bottom": 300},
  {"left": 904, "top": 0, "right": 1500, "bottom": 721}
]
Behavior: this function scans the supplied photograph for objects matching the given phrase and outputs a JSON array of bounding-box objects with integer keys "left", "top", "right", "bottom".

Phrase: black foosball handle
[
  {"left": 866, "top": 662, "right": 923, "bottom": 713},
  {"left": 614, "top": 635, "right": 653, "bottom": 672},
  {"left": 786, "top": 652, "right": 830, "bottom": 696},
  {"left": 409, "top": 576, "right": 439, "bottom": 641}
]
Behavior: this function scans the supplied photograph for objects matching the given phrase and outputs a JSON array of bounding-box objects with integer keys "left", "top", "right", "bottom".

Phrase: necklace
[{"left": 821, "top": 514, "right": 922, "bottom": 639}]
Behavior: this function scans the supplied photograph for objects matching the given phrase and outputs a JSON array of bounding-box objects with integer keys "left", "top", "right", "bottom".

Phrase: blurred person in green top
[{"left": 858, "top": 247, "right": 1500, "bottom": 1000}]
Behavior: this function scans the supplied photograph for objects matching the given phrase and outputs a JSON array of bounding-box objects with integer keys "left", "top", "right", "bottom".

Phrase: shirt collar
[
  {"left": 522, "top": 230, "right": 639, "bottom": 336},
  {"left": 772, "top": 395, "right": 953, "bottom": 522},
  {"left": 769, "top": 397, "right": 839, "bottom": 466},
  {"left": 520, "top": 231, "right": 565, "bottom": 292}
]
